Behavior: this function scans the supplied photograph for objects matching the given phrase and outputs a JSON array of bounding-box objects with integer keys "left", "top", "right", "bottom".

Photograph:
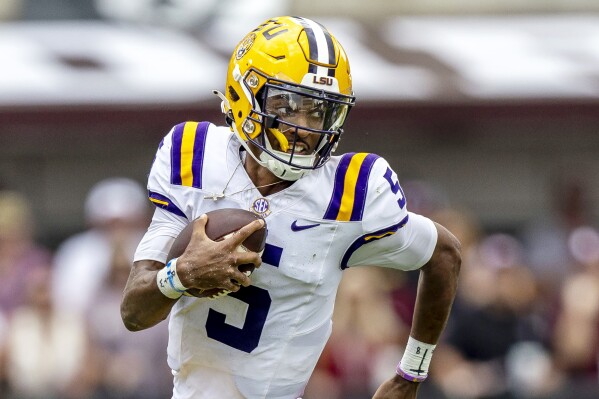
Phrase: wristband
[
  {"left": 156, "top": 258, "right": 187, "bottom": 299},
  {"left": 166, "top": 258, "right": 188, "bottom": 292},
  {"left": 396, "top": 336, "right": 436, "bottom": 382}
]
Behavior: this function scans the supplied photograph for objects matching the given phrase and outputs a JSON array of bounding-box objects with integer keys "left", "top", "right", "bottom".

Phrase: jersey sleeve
[
  {"left": 134, "top": 207, "right": 187, "bottom": 263},
  {"left": 146, "top": 120, "right": 214, "bottom": 217},
  {"left": 135, "top": 121, "right": 211, "bottom": 262},
  {"left": 342, "top": 157, "right": 438, "bottom": 271}
]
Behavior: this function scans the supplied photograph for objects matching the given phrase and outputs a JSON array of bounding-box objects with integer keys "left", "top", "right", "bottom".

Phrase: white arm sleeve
[
  {"left": 134, "top": 207, "right": 188, "bottom": 263},
  {"left": 346, "top": 212, "right": 437, "bottom": 271}
]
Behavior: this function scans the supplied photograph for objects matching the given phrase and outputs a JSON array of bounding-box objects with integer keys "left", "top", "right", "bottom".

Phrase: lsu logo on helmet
[{"left": 235, "top": 33, "right": 256, "bottom": 60}]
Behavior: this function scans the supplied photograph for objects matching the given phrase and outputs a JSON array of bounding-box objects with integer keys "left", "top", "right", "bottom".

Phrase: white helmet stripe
[{"left": 292, "top": 17, "right": 333, "bottom": 76}]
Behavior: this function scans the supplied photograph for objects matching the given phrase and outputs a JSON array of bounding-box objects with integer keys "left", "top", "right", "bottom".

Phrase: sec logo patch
[{"left": 251, "top": 197, "right": 271, "bottom": 217}]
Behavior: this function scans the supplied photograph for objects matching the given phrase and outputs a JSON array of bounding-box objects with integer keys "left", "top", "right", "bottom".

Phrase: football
[{"left": 166, "top": 208, "right": 267, "bottom": 299}]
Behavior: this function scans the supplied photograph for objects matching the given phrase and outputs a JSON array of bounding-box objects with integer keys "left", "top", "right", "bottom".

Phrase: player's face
[{"left": 264, "top": 91, "right": 325, "bottom": 155}]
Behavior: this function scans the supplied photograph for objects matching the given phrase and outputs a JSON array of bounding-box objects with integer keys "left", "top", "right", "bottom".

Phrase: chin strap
[
  {"left": 258, "top": 152, "right": 309, "bottom": 181},
  {"left": 260, "top": 134, "right": 314, "bottom": 181}
]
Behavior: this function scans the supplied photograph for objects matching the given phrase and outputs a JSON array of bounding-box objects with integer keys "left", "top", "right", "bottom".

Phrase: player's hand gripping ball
[{"left": 166, "top": 208, "right": 267, "bottom": 299}]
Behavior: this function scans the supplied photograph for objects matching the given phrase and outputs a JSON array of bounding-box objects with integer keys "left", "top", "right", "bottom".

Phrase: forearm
[
  {"left": 120, "top": 260, "right": 178, "bottom": 331},
  {"left": 411, "top": 222, "right": 461, "bottom": 344},
  {"left": 373, "top": 223, "right": 461, "bottom": 398}
]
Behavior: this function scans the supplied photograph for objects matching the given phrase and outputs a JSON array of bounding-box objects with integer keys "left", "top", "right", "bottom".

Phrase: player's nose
[{"left": 296, "top": 127, "right": 312, "bottom": 139}]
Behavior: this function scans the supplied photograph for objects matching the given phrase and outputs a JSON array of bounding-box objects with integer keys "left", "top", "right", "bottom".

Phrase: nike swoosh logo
[{"left": 291, "top": 220, "right": 321, "bottom": 232}]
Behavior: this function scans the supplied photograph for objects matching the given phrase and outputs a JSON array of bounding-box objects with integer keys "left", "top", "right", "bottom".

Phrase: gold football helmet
[{"left": 214, "top": 16, "right": 355, "bottom": 181}]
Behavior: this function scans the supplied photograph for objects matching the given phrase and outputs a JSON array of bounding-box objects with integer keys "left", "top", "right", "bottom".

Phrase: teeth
[{"left": 292, "top": 145, "right": 307, "bottom": 153}]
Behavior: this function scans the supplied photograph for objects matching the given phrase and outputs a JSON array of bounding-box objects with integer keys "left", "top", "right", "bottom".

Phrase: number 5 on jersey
[{"left": 383, "top": 167, "right": 406, "bottom": 209}]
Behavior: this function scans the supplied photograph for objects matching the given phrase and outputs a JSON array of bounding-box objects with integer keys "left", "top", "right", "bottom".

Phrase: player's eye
[
  {"left": 308, "top": 108, "right": 324, "bottom": 119},
  {"left": 275, "top": 106, "right": 295, "bottom": 117}
]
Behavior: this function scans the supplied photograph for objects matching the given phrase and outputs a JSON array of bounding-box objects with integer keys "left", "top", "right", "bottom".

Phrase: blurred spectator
[
  {"left": 551, "top": 226, "right": 599, "bottom": 397},
  {"left": 0, "top": 191, "right": 52, "bottom": 316},
  {"left": 3, "top": 266, "right": 97, "bottom": 399},
  {"left": 86, "top": 221, "right": 171, "bottom": 399},
  {"left": 430, "top": 233, "right": 559, "bottom": 399},
  {"left": 0, "top": 191, "right": 53, "bottom": 397},
  {"left": 51, "top": 177, "right": 149, "bottom": 317},
  {"left": 522, "top": 176, "right": 594, "bottom": 290},
  {"left": 402, "top": 180, "right": 450, "bottom": 219},
  {"left": 49, "top": 176, "right": 171, "bottom": 398}
]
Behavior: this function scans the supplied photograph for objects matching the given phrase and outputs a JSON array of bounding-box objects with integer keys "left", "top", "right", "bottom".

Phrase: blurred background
[{"left": 1, "top": 1, "right": 598, "bottom": 398}]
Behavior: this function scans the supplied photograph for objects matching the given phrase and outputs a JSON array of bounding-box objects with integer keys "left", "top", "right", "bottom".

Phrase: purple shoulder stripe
[
  {"left": 170, "top": 123, "right": 185, "bottom": 186},
  {"left": 350, "top": 153, "right": 380, "bottom": 221}
]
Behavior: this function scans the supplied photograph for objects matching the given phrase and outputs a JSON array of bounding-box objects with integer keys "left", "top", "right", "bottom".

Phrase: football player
[{"left": 121, "top": 16, "right": 461, "bottom": 399}]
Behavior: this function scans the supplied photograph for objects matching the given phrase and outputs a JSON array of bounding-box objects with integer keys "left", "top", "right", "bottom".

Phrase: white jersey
[{"left": 134, "top": 121, "right": 438, "bottom": 399}]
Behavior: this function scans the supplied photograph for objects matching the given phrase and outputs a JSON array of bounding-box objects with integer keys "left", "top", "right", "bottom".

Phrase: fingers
[
  {"left": 182, "top": 215, "right": 264, "bottom": 294},
  {"left": 207, "top": 269, "right": 250, "bottom": 293},
  {"left": 226, "top": 218, "right": 265, "bottom": 247},
  {"left": 235, "top": 250, "right": 262, "bottom": 269},
  {"left": 221, "top": 280, "right": 241, "bottom": 292},
  {"left": 230, "top": 269, "right": 252, "bottom": 288},
  {"left": 190, "top": 214, "right": 209, "bottom": 241}
]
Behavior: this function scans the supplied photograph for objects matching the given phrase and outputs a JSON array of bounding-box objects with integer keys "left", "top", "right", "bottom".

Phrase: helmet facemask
[{"left": 242, "top": 74, "right": 354, "bottom": 179}]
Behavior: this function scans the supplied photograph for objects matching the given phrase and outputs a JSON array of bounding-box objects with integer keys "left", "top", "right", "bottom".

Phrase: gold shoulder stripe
[{"left": 337, "top": 152, "right": 369, "bottom": 221}]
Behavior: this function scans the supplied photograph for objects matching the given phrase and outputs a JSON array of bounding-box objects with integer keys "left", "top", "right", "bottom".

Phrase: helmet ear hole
[{"left": 228, "top": 86, "right": 240, "bottom": 102}]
